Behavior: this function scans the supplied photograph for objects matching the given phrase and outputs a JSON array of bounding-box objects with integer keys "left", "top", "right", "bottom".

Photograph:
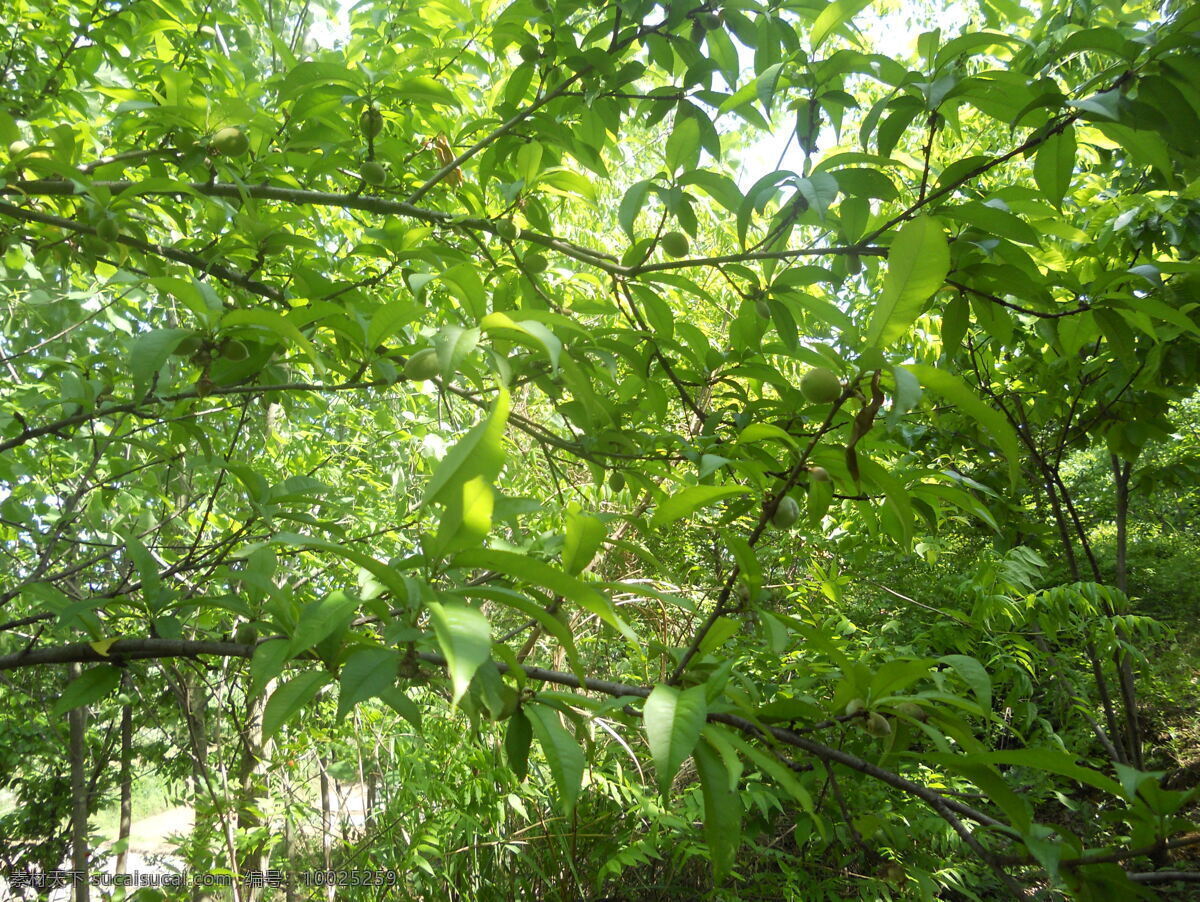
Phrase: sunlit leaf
[{"left": 644, "top": 684, "right": 708, "bottom": 796}]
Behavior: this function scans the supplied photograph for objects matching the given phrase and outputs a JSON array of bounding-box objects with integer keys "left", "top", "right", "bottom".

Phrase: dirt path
[{"left": 121, "top": 804, "right": 195, "bottom": 855}]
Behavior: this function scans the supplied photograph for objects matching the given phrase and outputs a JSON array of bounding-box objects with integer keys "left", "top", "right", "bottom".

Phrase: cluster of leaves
[{"left": 2, "top": 0, "right": 1200, "bottom": 897}]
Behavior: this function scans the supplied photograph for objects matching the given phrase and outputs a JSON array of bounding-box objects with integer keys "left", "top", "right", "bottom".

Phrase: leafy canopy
[{"left": 2, "top": 0, "right": 1200, "bottom": 894}]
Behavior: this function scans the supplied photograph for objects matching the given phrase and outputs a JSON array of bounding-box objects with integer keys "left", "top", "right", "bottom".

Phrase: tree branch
[
  {"left": 0, "top": 198, "right": 285, "bottom": 303},
  {"left": 2, "top": 179, "right": 888, "bottom": 278}
]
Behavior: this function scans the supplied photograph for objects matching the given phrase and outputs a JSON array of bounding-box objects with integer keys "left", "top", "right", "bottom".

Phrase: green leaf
[
  {"left": 527, "top": 704, "right": 585, "bottom": 815},
  {"left": 432, "top": 474, "right": 495, "bottom": 556},
  {"left": 864, "top": 216, "right": 950, "bottom": 348},
  {"left": 398, "top": 75, "right": 461, "bottom": 107},
  {"left": 434, "top": 323, "right": 480, "bottom": 375},
  {"left": 1067, "top": 89, "right": 1122, "bottom": 121},
  {"left": 505, "top": 709, "right": 533, "bottom": 780},
  {"left": 697, "top": 617, "right": 741, "bottom": 655},
  {"left": 619, "top": 179, "right": 654, "bottom": 238},
  {"left": 377, "top": 687, "right": 423, "bottom": 730},
  {"left": 975, "top": 749, "right": 1124, "bottom": 798},
  {"left": 336, "top": 647, "right": 399, "bottom": 721},
  {"left": 939, "top": 201, "right": 1040, "bottom": 245},
  {"left": 651, "top": 485, "right": 752, "bottom": 527},
  {"left": 680, "top": 170, "right": 743, "bottom": 212},
  {"left": 888, "top": 364, "right": 923, "bottom": 427},
  {"left": 250, "top": 640, "right": 290, "bottom": 699},
  {"left": 1107, "top": 295, "right": 1200, "bottom": 337},
  {"left": 563, "top": 508, "right": 605, "bottom": 575},
  {"left": 367, "top": 301, "right": 420, "bottom": 348},
  {"left": 738, "top": 423, "right": 799, "bottom": 448},
  {"left": 925, "top": 753, "right": 1031, "bottom": 832},
  {"left": 753, "top": 63, "right": 787, "bottom": 117},
  {"left": 221, "top": 309, "right": 325, "bottom": 373},
  {"left": 288, "top": 590, "right": 359, "bottom": 659},
  {"left": 423, "top": 388, "right": 510, "bottom": 507},
  {"left": 1034, "top": 125, "right": 1076, "bottom": 208},
  {"left": 940, "top": 293, "right": 970, "bottom": 355},
  {"left": 938, "top": 654, "right": 992, "bottom": 712},
  {"left": 795, "top": 173, "right": 840, "bottom": 216},
  {"left": 644, "top": 683, "right": 708, "bottom": 796},
  {"left": 870, "top": 657, "right": 935, "bottom": 698},
  {"left": 52, "top": 666, "right": 122, "bottom": 716},
  {"left": 427, "top": 599, "right": 491, "bottom": 705},
  {"left": 128, "top": 328, "right": 192, "bottom": 398},
  {"left": 665, "top": 116, "right": 700, "bottom": 174},
  {"left": 903, "top": 364, "right": 1021, "bottom": 485},
  {"left": 278, "top": 61, "right": 362, "bottom": 101},
  {"left": 540, "top": 168, "right": 596, "bottom": 202},
  {"left": 124, "top": 532, "right": 162, "bottom": 600},
  {"left": 699, "top": 454, "right": 731, "bottom": 479},
  {"left": 720, "top": 728, "right": 813, "bottom": 811},
  {"left": 432, "top": 265, "right": 482, "bottom": 319},
  {"left": 0, "top": 109, "right": 19, "bottom": 145},
  {"left": 452, "top": 548, "right": 637, "bottom": 643},
  {"left": 270, "top": 534, "right": 409, "bottom": 603},
  {"left": 811, "top": 0, "right": 873, "bottom": 50},
  {"left": 451, "top": 585, "right": 582, "bottom": 676},
  {"left": 727, "top": 535, "right": 762, "bottom": 591},
  {"left": 480, "top": 313, "right": 561, "bottom": 373},
  {"left": 262, "top": 671, "right": 331, "bottom": 740},
  {"left": 694, "top": 737, "right": 742, "bottom": 882}
]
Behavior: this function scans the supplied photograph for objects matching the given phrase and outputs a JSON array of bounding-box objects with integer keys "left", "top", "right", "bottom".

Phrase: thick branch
[
  {"left": 0, "top": 198, "right": 284, "bottom": 303},
  {"left": 0, "top": 378, "right": 387, "bottom": 455},
  {"left": 0, "top": 634, "right": 1002, "bottom": 833},
  {"left": 3, "top": 179, "right": 887, "bottom": 278},
  {"left": 0, "top": 638, "right": 252, "bottom": 670},
  {"left": 20, "top": 630, "right": 1184, "bottom": 893},
  {"left": 2, "top": 180, "right": 621, "bottom": 273}
]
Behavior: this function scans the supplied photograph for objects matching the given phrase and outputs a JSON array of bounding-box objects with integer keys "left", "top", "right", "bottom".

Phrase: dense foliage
[{"left": 2, "top": 0, "right": 1199, "bottom": 897}]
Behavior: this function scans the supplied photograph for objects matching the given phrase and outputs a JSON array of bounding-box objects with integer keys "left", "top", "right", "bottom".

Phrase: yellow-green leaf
[
  {"left": 89, "top": 637, "right": 120, "bottom": 657},
  {"left": 427, "top": 599, "right": 491, "bottom": 705},
  {"left": 644, "top": 684, "right": 708, "bottom": 796},
  {"left": 651, "top": 485, "right": 752, "bottom": 527},
  {"left": 865, "top": 216, "right": 950, "bottom": 348}
]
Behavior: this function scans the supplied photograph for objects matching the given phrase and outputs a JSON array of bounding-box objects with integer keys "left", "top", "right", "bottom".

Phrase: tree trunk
[
  {"left": 68, "top": 663, "right": 91, "bottom": 902},
  {"left": 1111, "top": 455, "right": 1143, "bottom": 769},
  {"left": 1112, "top": 455, "right": 1130, "bottom": 594},
  {"left": 114, "top": 672, "right": 133, "bottom": 877},
  {"left": 281, "top": 814, "right": 297, "bottom": 902},
  {"left": 365, "top": 770, "right": 377, "bottom": 831},
  {"left": 188, "top": 680, "right": 206, "bottom": 902},
  {"left": 1043, "top": 475, "right": 1079, "bottom": 580},
  {"left": 1044, "top": 472, "right": 1126, "bottom": 760},
  {"left": 319, "top": 756, "right": 335, "bottom": 902},
  {"left": 236, "top": 689, "right": 268, "bottom": 902}
]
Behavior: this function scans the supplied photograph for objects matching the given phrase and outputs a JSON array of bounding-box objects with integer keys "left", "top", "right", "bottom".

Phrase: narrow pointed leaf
[
  {"left": 865, "top": 216, "right": 950, "bottom": 348},
  {"left": 427, "top": 599, "right": 491, "bottom": 704},
  {"left": 904, "top": 364, "right": 1021, "bottom": 485},
  {"left": 644, "top": 683, "right": 708, "bottom": 796},
  {"left": 694, "top": 737, "right": 742, "bottom": 882},
  {"left": 527, "top": 704, "right": 585, "bottom": 815},
  {"left": 562, "top": 509, "right": 605, "bottom": 575},
  {"left": 52, "top": 665, "right": 122, "bottom": 716},
  {"left": 337, "top": 647, "right": 399, "bottom": 721},
  {"left": 263, "top": 671, "right": 330, "bottom": 740},
  {"left": 651, "top": 485, "right": 752, "bottom": 527},
  {"left": 422, "top": 388, "right": 510, "bottom": 507}
]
